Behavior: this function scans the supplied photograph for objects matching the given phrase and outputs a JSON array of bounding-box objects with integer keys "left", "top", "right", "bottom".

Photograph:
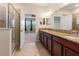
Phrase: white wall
[
  {"left": 60, "top": 15, "right": 72, "bottom": 30},
  {"left": 52, "top": 14, "right": 72, "bottom": 30},
  {"left": 52, "top": 10, "right": 73, "bottom": 30}
]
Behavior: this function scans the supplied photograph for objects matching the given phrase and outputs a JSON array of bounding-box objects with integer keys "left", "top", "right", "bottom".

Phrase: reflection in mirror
[
  {"left": 54, "top": 16, "right": 61, "bottom": 30},
  {"left": 8, "top": 3, "right": 18, "bottom": 53},
  {"left": 54, "top": 3, "right": 79, "bottom": 31},
  {"left": 76, "top": 15, "right": 79, "bottom": 30},
  {"left": 0, "top": 5, "right": 6, "bottom": 28},
  {"left": 72, "top": 14, "right": 79, "bottom": 30},
  {"left": 43, "top": 18, "right": 45, "bottom": 25},
  {"left": 8, "top": 4, "right": 15, "bottom": 28}
]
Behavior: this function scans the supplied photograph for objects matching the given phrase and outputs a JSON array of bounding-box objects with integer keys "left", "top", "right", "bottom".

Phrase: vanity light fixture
[
  {"left": 44, "top": 10, "right": 53, "bottom": 17},
  {"left": 45, "top": 11, "right": 52, "bottom": 16}
]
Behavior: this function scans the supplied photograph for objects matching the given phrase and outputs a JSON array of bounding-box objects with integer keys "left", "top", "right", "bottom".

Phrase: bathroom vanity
[{"left": 39, "top": 29, "right": 79, "bottom": 56}]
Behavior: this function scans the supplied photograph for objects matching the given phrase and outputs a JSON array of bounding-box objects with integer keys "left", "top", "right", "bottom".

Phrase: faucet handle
[{"left": 72, "top": 30, "right": 77, "bottom": 37}]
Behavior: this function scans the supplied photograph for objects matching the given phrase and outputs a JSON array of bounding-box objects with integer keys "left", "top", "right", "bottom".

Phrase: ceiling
[
  {"left": 12, "top": 3, "right": 68, "bottom": 14},
  {"left": 1, "top": 3, "right": 79, "bottom": 19},
  {"left": 59, "top": 3, "right": 79, "bottom": 11}
]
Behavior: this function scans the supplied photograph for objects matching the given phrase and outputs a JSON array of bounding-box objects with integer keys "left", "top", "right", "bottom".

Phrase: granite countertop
[{"left": 40, "top": 29, "right": 79, "bottom": 44}]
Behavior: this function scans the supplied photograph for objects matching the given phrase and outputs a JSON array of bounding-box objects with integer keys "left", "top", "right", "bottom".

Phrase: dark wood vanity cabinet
[
  {"left": 39, "top": 31, "right": 47, "bottom": 48},
  {"left": 39, "top": 31, "right": 42, "bottom": 43},
  {"left": 47, "top": 37, "right": 51, "bottom": 52},
  {"left": 39, "top": 31, "right": 44, "bottom": 44},
  {"left": 52, "top": 40, "right": 62, "bottom": 56},
  {"left": 39, "top": 30, "right": 79, "bottom": 56},
  {"left": 47, "top": 34, "right": 52, "bottom": 53},
  {"left": 52, "top": 36, "right": 79, "bottom": 56},
  {"left": 63, "top": 47, "right": 79, "bottom": 56},
  {"left": 43, "top": 32, "right": 47, "bottom": 48},
  {"left": 51, "top": 36, "right": 63, "bottom": 56},
  {"left": 42, "top": 32, "right": 52, "bottom": 53}
]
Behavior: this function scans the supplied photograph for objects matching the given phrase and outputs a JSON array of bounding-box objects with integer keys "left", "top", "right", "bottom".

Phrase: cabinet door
[
  {"left": 48, "top": 38, "right": 51, "bottom": 53},
  {"left": 52, "top": 40, "right": 62, "bottom": 56},
  {"left": 39, "top": 31, "right": 43, "bottom": 43},
  {"left": 63, "top": 47, "right": 79, "bottom": 56},
  {"left": 39, "top": 31, "right": 44, "bottom": 44},
  {"left": 41, "top": 32, "right": 44, "bottom": 45},
  {"left": 39, "top": 31, "right": 42, "bottom": 43},
  {"left": 43, "top": 36, "right": 47, "bottom": 47}
]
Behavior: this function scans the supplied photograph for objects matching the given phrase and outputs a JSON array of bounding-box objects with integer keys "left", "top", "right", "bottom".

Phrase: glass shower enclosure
[{"left": 8, "top": 3, "right": 20, "bottom": 54}]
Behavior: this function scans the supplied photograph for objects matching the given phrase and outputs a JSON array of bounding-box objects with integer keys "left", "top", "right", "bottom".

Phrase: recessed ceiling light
[
  {"left": 44, "top": 10, "right": 53, "bottom": 17},
  {"left": 75, "top": 4, "right": 79, "bottom": 7}
]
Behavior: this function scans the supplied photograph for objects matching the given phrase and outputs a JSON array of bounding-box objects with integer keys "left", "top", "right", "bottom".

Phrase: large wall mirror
[
  {"left": 72, "top": 13, "right": 79, "bottom": 30},
  {"left": 8, "top": 4, "right": 15, "bottom": 28}
]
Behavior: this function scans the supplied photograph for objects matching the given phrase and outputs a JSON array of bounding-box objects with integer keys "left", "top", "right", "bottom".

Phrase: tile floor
[{"left": 15, "top": 33, "right": 50, "bottom": 56}]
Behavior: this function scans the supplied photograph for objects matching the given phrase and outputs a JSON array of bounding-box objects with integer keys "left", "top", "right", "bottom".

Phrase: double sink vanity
[{"left": 39, "top": 29, "right": 79, "bottom": 56}]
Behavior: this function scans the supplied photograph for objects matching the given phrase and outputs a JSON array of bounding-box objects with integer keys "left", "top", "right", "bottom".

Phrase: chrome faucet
[{"left": 72, "top": 30, "right": 79, "bottom": 37}]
